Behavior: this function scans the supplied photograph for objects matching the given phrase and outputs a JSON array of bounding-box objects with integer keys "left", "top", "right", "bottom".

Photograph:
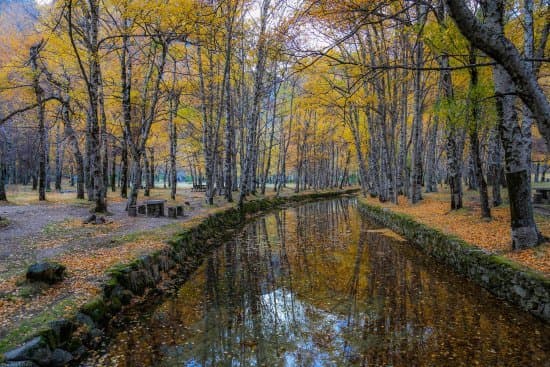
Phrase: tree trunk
[
  {"left": 143, "top": 152, "right": 150, "bottom": 197},
  {"left": 110, "top": 150, "right": 116, "bottom": 192},
  {"left": 127, "top": 154, "right": 142, "bottom": 212},
  {"left": 55, "top": 123, "right": 63, "bottom": 192},
  {"left": 488, "top": 127, "right": 503, "bottom": 206},
  {"left": 0, "top": 158, "right": 6, "bottom": 201},
  {"left": 487, "top": 0, "right": 540, "bottom": 248},
  {"left": 238, "top": 0, "right": 270, "bottom": 207},
  {"left": 168, "top": 89, "right": 180, "bottom": 201},
  {"left": 261, "top": 77, "right": 279, "bottom": 195},
  {"left": 120, "top": 29, "right": 131, "bottom": 199},
  {"left": 99, "top": 69, "right": 109, "bottom": 195},
  {"left": 61, "top": 100, "right": 85, "bottom": 200},
  {"left": 439, "top": 53, "right": 465, "bottom": 210},
  {"left": 409, "top": 3, "right": 426, "bottom": 203},
  {"left": 120, "top": 134, "right": 128, "bottom": 198},
  {"left": 149, "top": 148, "right": 155, "bottom": 190},
  {"left": 468, "top": 47, "right": 491, "bottom": 218},
  {"left": 30, "top": 43, "right": 46, "bottom": 202},
  {"left": 425, "top": 117, "right": 439, "bottom": 193}
]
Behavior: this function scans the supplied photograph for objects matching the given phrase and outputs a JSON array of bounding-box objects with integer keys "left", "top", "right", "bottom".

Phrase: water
[{"left": 89, "top": 199, "right": 550, "bottom": 366}]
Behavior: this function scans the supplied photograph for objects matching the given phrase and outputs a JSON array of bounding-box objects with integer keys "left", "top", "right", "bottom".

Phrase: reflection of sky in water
[
  {"left": 159, "top": 282, "right": 438, "bottom": 366},
  {"left": 167, "top": 288, "right": 356, "bottom": 367}
]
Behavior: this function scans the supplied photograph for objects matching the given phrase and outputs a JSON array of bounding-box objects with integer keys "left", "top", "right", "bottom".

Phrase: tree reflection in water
[{"left": 91, "top": 198, "right": 550, "bottom": 367}]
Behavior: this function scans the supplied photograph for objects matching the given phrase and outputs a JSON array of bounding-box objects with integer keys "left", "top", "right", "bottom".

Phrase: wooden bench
[
  {"left": 128, "top": 205, "right": 138, "bottom": 217},
  {"left": 192, "top": 184, "right": 207, "bottom": 192},
  {"left": 167, "top": 205, "right": 185, "bottom": 218},
  {"left": 534, "top": 188, "right": 550, "bottom": 204},
  {"left": 137, "top": 200, "right": 166, "bottom": 217}
]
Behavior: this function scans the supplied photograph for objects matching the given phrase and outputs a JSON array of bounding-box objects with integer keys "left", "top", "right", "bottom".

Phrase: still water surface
[{"left": 89, "top": 199, "right": 550, "bottom": 366}]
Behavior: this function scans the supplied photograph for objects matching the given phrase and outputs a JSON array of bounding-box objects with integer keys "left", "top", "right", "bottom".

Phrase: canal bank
[
  {"left": 357, "top": 198, "right": 550, "bottom": 322},
  {"left": 0, "top": 189, "right": 358, "bottom": 367}
]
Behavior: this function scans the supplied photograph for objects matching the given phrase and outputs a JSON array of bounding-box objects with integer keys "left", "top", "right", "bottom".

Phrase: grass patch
[
  {"left": 0, "top": 296, "right": 81, "bottom": 354},
  {"left": 0, "top": 218, "right": 9, "bottom": 228},
  {"left": 42, "top": 219, "right": 76, "bottom": 236}
]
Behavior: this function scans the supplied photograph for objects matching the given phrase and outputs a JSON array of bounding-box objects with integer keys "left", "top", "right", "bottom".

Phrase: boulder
[
  {"left": 83, "top": 214, "right": 106, "bottom": 225},
  {"left": 46, "top": 319, "right": 75, "bottom": 346},
  {"left": 0, "top": 362, "right": 39, "bottom": 367},
  {"left": 50, "top": 349, "right": 73, "bottom": 367},
  {"left": 3, "top": 337, "right": 52, "bottom": 366},
  {"left": 82, "top": 214, "right": 96, "bottom": 224},
  {"left": 94, "top": 217, "right": 106, "bottom": 225},
  {"left": 74, "top": 313, "right": 95, "bottom": 330},
  {"left": 26, "top": 263, "right": 66, "bottom": 284}
]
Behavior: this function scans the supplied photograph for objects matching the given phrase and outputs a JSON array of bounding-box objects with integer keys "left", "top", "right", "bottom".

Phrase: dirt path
[
  {"left": 0, "top": 191, "right": 210, "bottom": 279},
  {"left": 0, "top": 189, "right": 224, "bottom": 345},
  {"left": 0, "top": 203, "right": 91, "bottom": 274}
]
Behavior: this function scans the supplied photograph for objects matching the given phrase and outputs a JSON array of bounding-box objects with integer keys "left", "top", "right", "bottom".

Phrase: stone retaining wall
[
  {"left": 357, "top": 199, "right": 550, "bottom": 322},
  {"left": 0, "top": 190, "right": 358, "bottom": 367}
]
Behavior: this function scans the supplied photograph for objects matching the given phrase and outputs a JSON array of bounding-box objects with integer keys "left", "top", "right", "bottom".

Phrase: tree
[{"left": 445, "top": 0, "right": 550, "bottom": 146}]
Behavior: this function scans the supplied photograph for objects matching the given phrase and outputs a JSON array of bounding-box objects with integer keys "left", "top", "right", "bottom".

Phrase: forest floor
[
  {"left": 362, "top": 185, "right": 550, "bottom": 277},
  {"left": 0, "top": 184, "right": 310, "bottom": 352}
]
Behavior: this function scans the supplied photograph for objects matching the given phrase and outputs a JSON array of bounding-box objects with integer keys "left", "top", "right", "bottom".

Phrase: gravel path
[
  {"left": 0, "top": 189, "right": 221, "bottom": 343},
  {"left": 0, "top": 192, "right": 206, "bottom": 279}
]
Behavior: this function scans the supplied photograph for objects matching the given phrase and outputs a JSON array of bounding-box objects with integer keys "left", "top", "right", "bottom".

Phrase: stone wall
[
  {"left": 0, "top": 189, "right": 358, "bottom": 367},
  {"left": 357, "top": 199, "right": 550, "bottom": 322}
]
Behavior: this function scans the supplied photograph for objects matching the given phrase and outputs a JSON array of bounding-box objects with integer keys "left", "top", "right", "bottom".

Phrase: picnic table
[
  {"left": 534, "top": 188, "right": 550, "bottom": 204},
  {"left": 137, "top": 200, "right": 167, "bottom": 217},
  {"left": 192, "top": 184, "right": 207, "bottom": 192}
]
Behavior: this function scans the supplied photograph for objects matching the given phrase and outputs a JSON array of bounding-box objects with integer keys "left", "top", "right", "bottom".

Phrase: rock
[
  {"left": 75, "top": 313, "right": 95, "bottom": 330},
  {"left": 82, "top": 214, "right": 96, "bottom": 224},
  {"left": 69, "top": 346, "right": 87, "bottom": 360},
  {"left": 513, "top": 285, "right": 528, "bottom": 298},
  {"left": 94, "top": 216, "right": 106, "bottom": 225},
  {"left": 0, "top": 362, "right": 39, "bottom": 367},
  {"left": 47, "top": 319, "right": 75, "bottom": 346},
  {"left": 87, "top": 328, "right": 104, "bottom": 349},
  {"left": 80, "top": 298, "right": 107, "bottom": 323},
  {"left": 84, "top": 214, "right": 106, "bottom": 225},
  {"left": 108, "top": 285, "right": 133, "bottom": 306},
  {"left": 89, "top": 328, "right": 104, "bottom": 340},
  {"left": 50, "top": 349, "right": 73, "bottom": 367},
  {"left": 26, "top": 263, "right": 66, "bottom": 284},
  {"left": 3, "top": 337, "right": 52, "bottom": 366}
]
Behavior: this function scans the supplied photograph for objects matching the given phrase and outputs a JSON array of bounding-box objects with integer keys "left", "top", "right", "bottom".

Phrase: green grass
[
  {"left": 0, "top": 218, "right": 9, "bottom": 228},
  {"left": 41, "top": 219, "right": 76, "bottom": 236}
]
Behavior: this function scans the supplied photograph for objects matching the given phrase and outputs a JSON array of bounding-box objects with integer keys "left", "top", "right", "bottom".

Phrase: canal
[{"left": 86, "top": 198, "right": 550, "bottom": 366}]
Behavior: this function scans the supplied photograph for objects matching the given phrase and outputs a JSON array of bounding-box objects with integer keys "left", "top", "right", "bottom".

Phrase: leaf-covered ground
[
  {"left": 0, "top": 186, "right": 236, "bottom": 351},
  {"left": 0, "top": 185, "right": 331, "bottom": 352},
  {"left": 362, "top": 189, "right": 550, "bottom": 276}
]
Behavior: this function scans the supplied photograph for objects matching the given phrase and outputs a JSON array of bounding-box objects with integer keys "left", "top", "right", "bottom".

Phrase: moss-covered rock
[
  {"left": 26, "top": 263, "right": 66, "bottom": 285},
  {"left": 80, "top": 298, "right": 107, "bottom": 323}
]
